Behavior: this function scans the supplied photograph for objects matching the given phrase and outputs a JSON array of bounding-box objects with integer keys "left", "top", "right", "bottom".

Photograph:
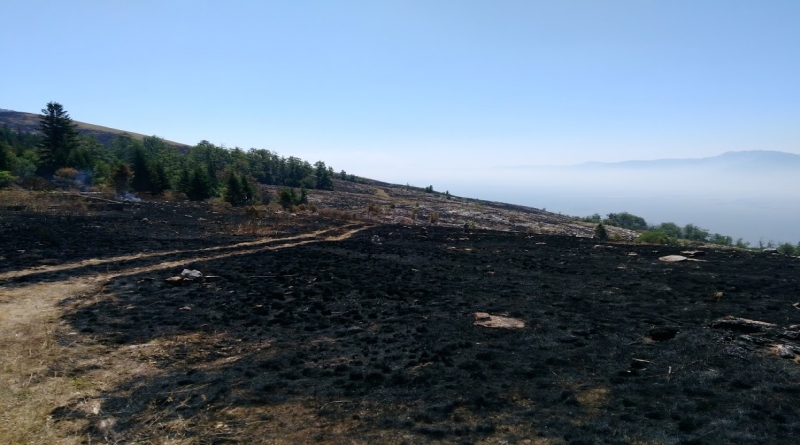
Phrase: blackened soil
[{"left": 5, "top": 209, "right": 800, "bottom": 443}]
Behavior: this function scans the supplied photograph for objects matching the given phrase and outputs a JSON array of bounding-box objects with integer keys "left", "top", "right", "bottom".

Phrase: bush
[
  {"left": 21, "top": 176, "right": 54, "bottom": 191},
  {"left": 777, "top": 243, "right": 796, "bottom": 256},
  {"left": 594, "top": 223, "right": 608, "bottom": 241},
  {"left": 0, "top": 171, "right": 16, "bottom": 188},
  {"left": 430, "top": 211, "right": 440, "bottom": 224},
  {"left": 634, "top": 230, "right": 675, "bottom": 245}
]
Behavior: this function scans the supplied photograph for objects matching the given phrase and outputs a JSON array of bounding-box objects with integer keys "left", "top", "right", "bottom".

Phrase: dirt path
[{"left": 0, "top": 224, "right": 369, "bottom": 444}]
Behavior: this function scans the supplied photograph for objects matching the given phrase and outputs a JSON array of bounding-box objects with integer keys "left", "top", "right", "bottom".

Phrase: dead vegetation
[{"left": 5, "top": 188, "right": 796, "bottom": 444}]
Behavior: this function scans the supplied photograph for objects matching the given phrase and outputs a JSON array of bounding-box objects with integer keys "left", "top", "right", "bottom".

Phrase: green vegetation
[
  {"left": 278, "top": 187, "right": 307, "bottom": 209},
  {"left": 604, "top": 212, "right": 648, "bottom": 230},
  {"left": 634, "top": 230, "right": 674, "bottom": 245},
  {"left": 0, "top": 102, "right": 341, "bottom": 202},
  {"left": 224, "top": 172, "right": 258, "bottom": 206},
  {"left": 594, "top": 223, "right": 608, "bottom": 241},
  {"left": 584, "top": 210, "right": 794, "bottom": 251}
]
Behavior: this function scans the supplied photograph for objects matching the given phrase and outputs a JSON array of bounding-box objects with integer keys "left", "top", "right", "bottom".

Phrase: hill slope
[{"left": 0, "top": 108, "right": 189, "bottom": 149}]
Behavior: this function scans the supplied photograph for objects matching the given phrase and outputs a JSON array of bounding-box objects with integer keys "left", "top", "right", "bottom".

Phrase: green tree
[
  {"left": 149, "top": 162, "right": 171, "bottom": 195},
  {"left": 38, "top": 102, "right": 79, "bottom": 175},
  {"left": 683, "top": 224, "right": 710, "bottom": 242},
  {"left": 582, "top": 213, "right": 602, "bottom": 223},
  {"left": 777, "top": 243, "right": 796, "bottom": 256},
  {"left": 709, "top": 233, "right": 733, "bottom": 246},
  {"left": 298, "top": 186, "right": 308, "bottom": 204},
  {"left": 654, "top": 222, "right": 683, "bottom": 239},
  {"left": 225, "top": 172, "right": 245, "bottom": 206},
  {"left": 240, "top": 174, "right": 256, "bottom": 205},
  {"left": 178, "top": 167, "right": 192, "bottom": 195},
  {"left": 0, "top": 140, "right": 11, "bottom": 171},
  {"left": 130, "top": 147, "right": 154, "bottom": 193},
  {"left": 604, "top": 212, "right": 647, "bottom": 230},
  {"left": 314, "top": 161, "right": 333, "bottom": 190},
  {"left": 278, "top": 188, "right": 297, "bottom": 209},
  {"left": 186, "top": 166, "right": 215, "bottom": 201}
]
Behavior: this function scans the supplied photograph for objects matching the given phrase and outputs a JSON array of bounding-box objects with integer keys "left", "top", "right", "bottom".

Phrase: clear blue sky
[{"left": 2, "top": 0, "right": 799, "bottom": 184}]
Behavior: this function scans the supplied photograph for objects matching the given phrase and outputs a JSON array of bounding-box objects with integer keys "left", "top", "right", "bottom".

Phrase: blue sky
[{"left": 2, "top": 0, "right": 799, "bottom": 184}]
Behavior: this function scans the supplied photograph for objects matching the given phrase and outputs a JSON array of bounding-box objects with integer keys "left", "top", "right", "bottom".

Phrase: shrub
[
  {"left": 430, "top": 210, "right": 440, "bottom": 224},
  {"left": 0, "top": 171, "right": 16, "bottom": 188},
  {"left": 21, "top": 176, "right": 54, "bottom": 191},
  {"left": 634, "top": 230, "right": 675, "bottom": 245},
  {"left": 594, "top": 223, "right": 608, "bottom": 241},
  {"left": 53, "top": 167, "right": 80, "bottom": 190},
  {"left": 777, "top": 243, "right": 796, "bottom": 256},
  {"left": 110, "top": 164, "right": 134, "bottom": 194}
]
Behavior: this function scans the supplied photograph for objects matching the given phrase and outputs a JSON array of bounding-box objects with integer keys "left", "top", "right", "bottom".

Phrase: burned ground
[{"left": 1, "top": 200, "right": 800, "bottom": 444}]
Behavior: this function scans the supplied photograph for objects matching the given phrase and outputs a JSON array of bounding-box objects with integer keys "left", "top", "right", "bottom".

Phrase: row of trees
[
  {"left": 0, "top": 102, "right": 344, "bottom": 206},
  {"left": 586, "top": 211, "right": 797, "bottom": 251}
]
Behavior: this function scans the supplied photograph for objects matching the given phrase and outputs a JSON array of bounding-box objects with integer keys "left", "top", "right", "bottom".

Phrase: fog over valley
[{"left": 433, "top": 151, "right": 799, "bottom": 245}]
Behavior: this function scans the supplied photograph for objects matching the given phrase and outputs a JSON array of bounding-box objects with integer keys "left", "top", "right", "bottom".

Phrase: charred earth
[{"left": 1, "top": 195, "right": 799, "bottom": 444}]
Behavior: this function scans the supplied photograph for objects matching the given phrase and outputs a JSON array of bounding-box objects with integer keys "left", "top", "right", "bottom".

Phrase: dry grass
[
  {"left": 0, "top": 280, "right": 100, "bottom": 444},
  {"left": 0, "top": 189, "right": 90, "bottom": 216}
]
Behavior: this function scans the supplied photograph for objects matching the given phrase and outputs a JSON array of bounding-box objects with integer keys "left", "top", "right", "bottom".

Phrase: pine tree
[
  {"left": 0, "top": 140, "right": 11, "bottom": 171},
  {"left": 240, "top": 174, "right": 256, "bottom": 205},
  {"left": 594, "top": 223, "right": 609, "bottom": 241},
  {"left": 38, "top": 102, "right": 79, "bottom": 176},
  {"left": 130, "top": 147, "right": 154, "bottom": 193},
  {"left": 187, "top": 166, "right": 214, "bottom": 201},
  {"left": 225, "top": 172, "right": 245, "bottom": 206},
  {"left": 149, "top": 162, "right": 170, "bottom": 195},
  {"left": 178, "top": 167, "right": 192, "bottom": 194}
]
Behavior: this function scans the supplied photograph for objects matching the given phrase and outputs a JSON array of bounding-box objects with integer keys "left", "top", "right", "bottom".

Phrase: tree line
[
  {"left": 0, "top": 102, "right": 342, "bottom": 205},
  {"left": 584, "top": 211, "right": 799, "bottom": 254}
]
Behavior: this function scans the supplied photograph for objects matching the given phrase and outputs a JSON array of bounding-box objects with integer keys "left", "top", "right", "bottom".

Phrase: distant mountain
[
  {"left": 0, "top": 108, "right": 189, "bottom": 150},
  {"left": 577, "top": 150, "right": 800, "bottom": 171}
]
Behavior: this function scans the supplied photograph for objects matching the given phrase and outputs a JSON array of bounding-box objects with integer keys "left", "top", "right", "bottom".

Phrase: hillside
[{"left": 0, "top": 108, "right": 189, "bottom": 149}]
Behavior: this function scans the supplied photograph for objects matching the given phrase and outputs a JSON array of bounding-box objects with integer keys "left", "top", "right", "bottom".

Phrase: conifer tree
[
  {"left": 130, "top": 147, "right": 154, "bottom": 193},
  {"left": 38, "top": 102, "right": 78, "bottom": 176},
  {"left": 225, "top": 172, "right": 245, "bottom": 206},
  {"left": 187, "top": 166, "right": 214, "bottom": 201},
  {"left": 0, "top": 140, "right": 11, "bottom": 171},
  {"left": 240, "top": 174, "right": 256, "bottom": 205}
]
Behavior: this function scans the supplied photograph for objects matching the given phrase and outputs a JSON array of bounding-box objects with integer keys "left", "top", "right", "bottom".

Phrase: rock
[
  {"left": 680, "top": 250, "right": 706, "bottom": 256},
  {"left": 165, "top": 276, "right": 187, "bottom": 285},
  {"left": 473, "top": 312, "right": 525, "bottom": 329},
  {"left": 649, "top": 326, "right": 678, "bottom": 341},
  {"left": 659, "top": 255, "right": 688, "bottom": 262},
  {"left": 763, "top": 248, "right": 779, "bottom": 253},
  {"left": 181, "top": 269, "right": 203, "bottom": 279},
  {"left": 776, "top": 345, "right": 796, "bottom": 359},
  {"left": 710, "top": 316, "right": 776, "bottom": 333}
]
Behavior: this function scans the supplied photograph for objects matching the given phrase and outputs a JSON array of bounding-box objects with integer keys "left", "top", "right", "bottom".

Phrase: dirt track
[{"left": 2, "top": 201, "right": 800, "bottom": 444}]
